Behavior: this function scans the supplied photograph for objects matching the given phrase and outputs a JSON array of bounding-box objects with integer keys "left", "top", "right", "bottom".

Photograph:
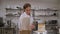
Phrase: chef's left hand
[{"left": 30, "top": 24, "right": 35, "bottom": 30}]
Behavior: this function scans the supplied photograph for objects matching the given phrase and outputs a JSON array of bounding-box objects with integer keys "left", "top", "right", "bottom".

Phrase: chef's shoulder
[{"left": 19, "top": 13, "right": 26, "bottom": 19}]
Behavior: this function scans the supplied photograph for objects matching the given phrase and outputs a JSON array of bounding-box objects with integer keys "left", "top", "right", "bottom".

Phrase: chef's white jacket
[{"left": 18, "top": 12, "right": 34, "bottom": 31}]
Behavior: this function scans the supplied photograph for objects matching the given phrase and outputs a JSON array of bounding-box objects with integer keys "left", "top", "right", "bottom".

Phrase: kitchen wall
[
  {"left": 58, "top": 0, "right": 60, "bottom": 27},
  {"left": 0, "top": 0, "right": 60, "bottom": 26}
]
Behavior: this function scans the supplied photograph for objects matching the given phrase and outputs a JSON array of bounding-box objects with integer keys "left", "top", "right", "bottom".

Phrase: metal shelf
[
  {"left": 6, "top": 8, "right": 20, "bottom": 10},
  {"left": 16, "top": 7, "right": 58, "bottom": 11},
  {"left": 45, "top": 24, "right": 57, "bottom": 25},
  {"left": 35, "top": 15, "right": 58, "bottom": 17}
]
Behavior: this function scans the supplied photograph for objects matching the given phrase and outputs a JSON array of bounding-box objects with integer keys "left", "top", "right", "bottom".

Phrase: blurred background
[{"left": 0, "top": 0, "right": 60, "bottom": 34}]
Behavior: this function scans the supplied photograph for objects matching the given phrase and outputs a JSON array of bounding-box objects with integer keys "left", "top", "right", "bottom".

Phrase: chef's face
[{"left": 25, "top": 7, "right": 31, "bottom": 15}]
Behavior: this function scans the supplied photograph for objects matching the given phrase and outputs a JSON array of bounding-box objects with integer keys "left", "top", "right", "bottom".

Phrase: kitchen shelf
[
  {"left": 34, "top": 15, "right": 58, "bottom": 17},
  {"left": 45, "top": 24, "right": 57, "bottom": 25},
  {"left": 5, "top": 8, "right": 21, "bottom": 17},
  {"left": 5, "top": 8, "right": 20, "bottom": 13},
  {"left": 17, "top": 7, "right": 58, "bottom": 11},
  {"left": 6, "top": 8, "right": 20, "bottom": 10},
  {"left": 32, "top": 9, "right": 58, "bottom": 11},
  {"left": 5, "top": 14, "right": 20, "bottom": 17},
  {"left": 31, "top": 8, "right": 58, "bottom": 20}
]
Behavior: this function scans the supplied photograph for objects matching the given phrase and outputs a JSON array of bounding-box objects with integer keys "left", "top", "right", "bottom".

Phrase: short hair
[{"left": 23, "top": 3, "right": 31, "bottom": 9}]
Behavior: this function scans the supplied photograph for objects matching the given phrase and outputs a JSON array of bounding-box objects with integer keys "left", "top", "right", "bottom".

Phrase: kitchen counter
[{"left": 33, "top": 31, "right": 47, "bottom": 34}]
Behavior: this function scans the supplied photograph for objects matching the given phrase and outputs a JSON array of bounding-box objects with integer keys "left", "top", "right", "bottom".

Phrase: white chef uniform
[{"left": 18, "top": 12, "right": 34, "bottom": 31}]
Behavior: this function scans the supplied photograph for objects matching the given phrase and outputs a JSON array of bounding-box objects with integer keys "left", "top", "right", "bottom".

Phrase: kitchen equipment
[
  {"left": 7, "top": 20, "right": 11, "bottom": 27},
  {"left": 0, "top": 17, "right": 4, "bottom": 27},
  {"left": 45, "top": 20, "right": 59, "bottom": 34},
  {"left": 45, "top": 20, "right": 57, "bottom": 24},
  {"left": 33, "top": 21, "right": 38, "bottom": 31}
]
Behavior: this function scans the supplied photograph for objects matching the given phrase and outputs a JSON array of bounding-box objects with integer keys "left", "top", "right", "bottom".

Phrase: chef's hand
[{"left": 30, "top": 24, "right": 35, "bottom": 30}]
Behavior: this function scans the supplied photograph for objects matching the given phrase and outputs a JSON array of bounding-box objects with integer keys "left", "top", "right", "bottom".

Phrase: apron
[{"left": 20, "top": 17, "right": 31, "bottom": 34}]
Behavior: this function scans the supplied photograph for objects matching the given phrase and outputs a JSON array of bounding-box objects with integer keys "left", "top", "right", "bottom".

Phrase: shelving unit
[
  {"left": 31, "top": 8, "right": 59, "bottom": 34},
  {"left": 5, "top": 8, "right": 21, "bottom": 34},
  {"left": 5, "top": 7, "right": 59, "bottom": 34},
  {"left": 6, "top": 8, "right": 21, "bottom": 17},
  {"left": 45, "top": 20, "right": 59, "bottom": 34},
  {"left": 15, "top": 7, "right": 58, "bottom": 19},
  {"left": 31, "top": 8, "right": 58, "bottom": 20}
]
